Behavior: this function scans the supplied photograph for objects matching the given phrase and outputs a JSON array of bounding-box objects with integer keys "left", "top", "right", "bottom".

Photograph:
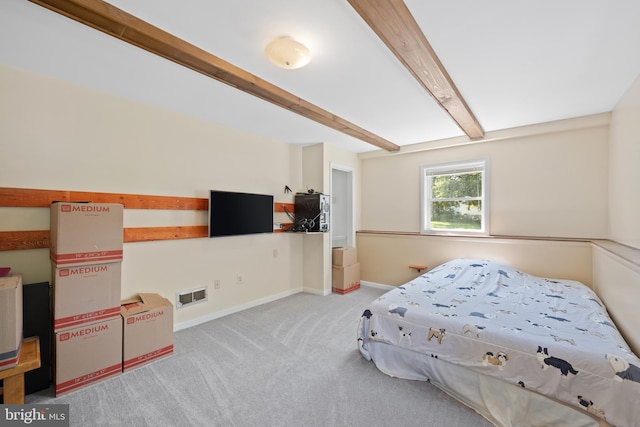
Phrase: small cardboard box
[
  {"left": 0, "top": 273, "right": 23, "bottom": 371},
  {"left": 52, "top": 262, "right": 122, "bottom": 331},
  {"left": 332, "top": 262, "right": 361, "bottom": 294},
  {"left": 332, "top": 246, "right": 357, "bottom": 267},
  {"left": 121, "top": 293, "right": 174, "bottom": 371},
  {"left": 50, "top": 202, "right": 123, "bottom": 267},
  {"left": 54, "top": 317, "right": 122, "bottom": 396}
]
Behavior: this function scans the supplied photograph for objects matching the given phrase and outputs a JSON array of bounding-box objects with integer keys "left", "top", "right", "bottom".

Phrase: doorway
[{"left": 330, "top": 164, "right": 354, "bottom": 248}]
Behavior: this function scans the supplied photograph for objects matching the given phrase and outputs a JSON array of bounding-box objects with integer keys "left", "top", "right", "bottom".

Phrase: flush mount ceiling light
[{"left": 265, "top": 36, "right": 311, "bottom": 69}]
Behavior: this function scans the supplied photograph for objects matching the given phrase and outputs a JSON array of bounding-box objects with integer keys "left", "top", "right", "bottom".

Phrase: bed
[{"left": 357, "top": 258, "right": 640, "bottom": 427}]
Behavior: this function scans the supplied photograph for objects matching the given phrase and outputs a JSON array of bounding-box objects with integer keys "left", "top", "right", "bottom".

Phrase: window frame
[{"left": 420, "top": 159, "right": 489, "bottom": 235}]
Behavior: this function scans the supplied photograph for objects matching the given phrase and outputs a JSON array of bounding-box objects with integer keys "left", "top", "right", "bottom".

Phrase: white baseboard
[
  {"left": 174, "top": 282, "right": 392, "bottom": 332},
  {"left": 303, "top": 287, "right": 332, "bottom": 296},
  {"left": 361, "top": 280, "right": 394, "bottom": 291},
  {"left": 173, "top": 287, "right": 304, "bottom": 331}
]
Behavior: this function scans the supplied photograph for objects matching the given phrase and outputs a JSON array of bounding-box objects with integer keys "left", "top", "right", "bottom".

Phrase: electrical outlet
[
  {"left": 236, "top": 275, "right": 243, "bottom": 285},
  {"left": 273, "top": 249, "right": 278, "bottom": 258},
  {"left": 214, "top": 280, "right": 221, "bottom": 290}
]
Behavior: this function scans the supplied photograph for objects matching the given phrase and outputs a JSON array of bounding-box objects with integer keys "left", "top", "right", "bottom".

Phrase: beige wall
[
  {"left": 301, "top": 143, "right": 361, "bottom": 295},
  {"left": 360, "top": 117, "right": 609, "bottom": 237},
  {"left": 300, "top": 144, "right": 329, "bottom": 295},
  {"left": 0, "top": 64, "right": 363, "bottom": 325},
  {"left": 356, "top": 115, "right": 609, "bottom": 286},
  {"left": 355, "top": 73, "right": 640, "bottom": 355},
  {"left": 357, "top": 233, "right": 592, "bottom": 287},
  {"left": 1, "top": 59, "right": 637, "bottom": 345},
  {"left": 609, "top": 73, "right": 640, "bottom": 250},
  {"left": 0, "top": 64, "right": 306, "bottom": 327},
  {"left": 592, "top": 247, "right": 640, "bottom": 355},
  {"left": 590, "top": 72, "right": 640, "bottom": 355}
]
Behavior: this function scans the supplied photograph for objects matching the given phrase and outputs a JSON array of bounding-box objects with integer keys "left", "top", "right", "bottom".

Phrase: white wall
[{"left": 0, "top": 64, "right": 305, "bottom": 326}]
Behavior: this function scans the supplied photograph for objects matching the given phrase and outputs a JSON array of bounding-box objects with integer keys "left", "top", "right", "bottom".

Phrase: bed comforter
[{"left": 357, "top": 259, "right": 640, "bottom": 427}]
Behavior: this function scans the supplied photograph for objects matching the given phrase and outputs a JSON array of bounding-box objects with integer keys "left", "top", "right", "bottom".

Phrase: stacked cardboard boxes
[
  {"left": 50, "top": 202, "right": 123, "bottom": 396},
  {"left": 0, "top": 273, "right": 23, "bottom": 372},
  {"left": 331, "top": 246, "right": 360, "bottom": 294}
]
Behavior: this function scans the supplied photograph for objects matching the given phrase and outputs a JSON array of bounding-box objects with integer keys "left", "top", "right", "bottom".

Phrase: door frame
[{"left": 330, "top": 163, "right": 355, "bottom": 248}]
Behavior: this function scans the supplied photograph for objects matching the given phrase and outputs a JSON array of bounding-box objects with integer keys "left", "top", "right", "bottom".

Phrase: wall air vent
[{"left": 176, "top": 286, "right": 208, "bottom": 309}]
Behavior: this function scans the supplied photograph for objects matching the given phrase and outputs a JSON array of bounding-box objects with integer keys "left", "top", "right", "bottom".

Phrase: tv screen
[{"left": 209, "top": 190, "right": 274, "bottom": 237}]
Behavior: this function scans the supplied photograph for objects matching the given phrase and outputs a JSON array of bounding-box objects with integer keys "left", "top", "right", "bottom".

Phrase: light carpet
[{"left": 27, "top": 285, "right": 492, "bottom": 426}]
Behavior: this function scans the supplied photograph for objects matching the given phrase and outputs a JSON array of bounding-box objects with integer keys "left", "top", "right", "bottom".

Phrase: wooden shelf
[
  {"left": 409, "top": 264, "right": 428, "bottom": 273},
  {"left": 274, "top": 203, "right": 295, "bottom": 213},
  {"left": 0, "top": 187, "right": 209, "bottom": 248},
  {"left": 0, "top": 188, "right": 296, "bottom": 249},
  {"left": 0, "top": 187, "right": 207, "bottom": 210},
  {"left": 0, "top": 336, "right": 41, "bottom": 404},
  {"left": 274, "top": 223, "right": 294, "bottom": 233}
]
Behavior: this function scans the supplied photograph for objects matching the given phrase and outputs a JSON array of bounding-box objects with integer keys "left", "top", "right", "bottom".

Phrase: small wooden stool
[{"left": 0, "top": 336, "right": 41, "bottom": 404}]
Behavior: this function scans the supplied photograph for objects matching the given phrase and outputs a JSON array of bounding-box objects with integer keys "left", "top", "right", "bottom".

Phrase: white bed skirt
[{"left": 365, "top": 340, "right": 610, "bottom": 427}]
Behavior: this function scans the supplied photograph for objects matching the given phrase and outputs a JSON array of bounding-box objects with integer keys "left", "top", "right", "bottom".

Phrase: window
[{"left": 421, "top": 159, "right": 488, "bottom": 234}]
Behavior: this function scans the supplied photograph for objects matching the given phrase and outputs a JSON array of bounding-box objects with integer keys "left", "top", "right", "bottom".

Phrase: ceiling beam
[
  {"left": 348, "top": 0, "right": 484, "bottom": 139},
  {"left": 29, "top": 0, "right": 401, "bottom": 152}
]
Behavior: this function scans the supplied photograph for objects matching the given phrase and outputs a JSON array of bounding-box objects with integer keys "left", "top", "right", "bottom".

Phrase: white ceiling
[{"left": 2, "top": 0, "right": 640, "bottom": 153}]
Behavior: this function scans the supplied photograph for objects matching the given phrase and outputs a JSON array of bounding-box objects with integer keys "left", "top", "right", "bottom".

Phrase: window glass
[{"left": 422, "top": 160, "right": 488, "bottom": 234}]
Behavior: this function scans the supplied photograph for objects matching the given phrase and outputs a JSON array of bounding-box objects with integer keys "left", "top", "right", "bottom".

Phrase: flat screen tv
[{"left": 209, "top": 190, "right": 274, "bottom": 237}]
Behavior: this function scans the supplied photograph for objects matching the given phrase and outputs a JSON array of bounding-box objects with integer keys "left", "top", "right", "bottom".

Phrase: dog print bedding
[{"left": 357, "top": 258, "right": 640, "bottom": 427}]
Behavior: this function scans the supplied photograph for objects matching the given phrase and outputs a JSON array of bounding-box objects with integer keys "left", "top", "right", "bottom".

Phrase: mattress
[{"left": 357, "top": 259, "right": 640, "bottom": 427}]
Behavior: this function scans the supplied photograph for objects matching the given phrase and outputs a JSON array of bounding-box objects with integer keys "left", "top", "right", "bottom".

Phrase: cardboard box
[
  {"left": 54, "top": 317, "right": 122, "bottom": 396},
  {"left": 332, "top": 262, "right": 360, "bottom": 294},
  {"left": 50, "top": 202, "right": 123, "bottom": 267},
  {"left": 53, "top": 262, "right": 122, "bottom": 331},
  {"left": 0, "top": 273, "right": 23, "bottom": 371},
  {"left": 121, "top": 293, "right": 174, "bottom": 371},
  {"left": 332, "top": 246, "right": 357, "bottom": 267}
]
